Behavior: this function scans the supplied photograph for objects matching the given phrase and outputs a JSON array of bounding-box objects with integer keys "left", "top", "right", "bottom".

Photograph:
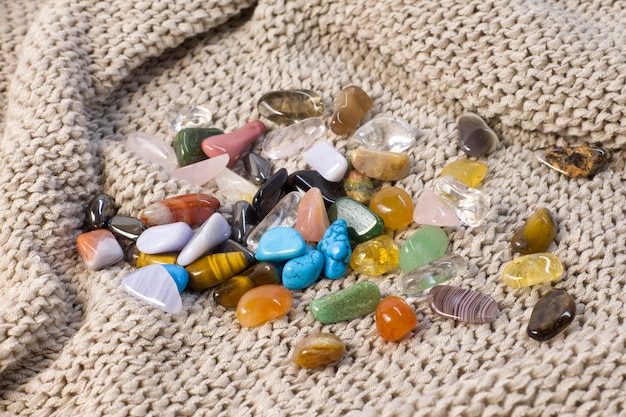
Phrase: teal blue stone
[
  {"left": 173, "top": 127, "right": 223, "bottom": 167},
  {"left": 317, "top": 219, "right": 352, "bottom": 279},
  {"left": 327, "top": 197, "right": 384, "bottom": 243},
  {"left": 282, "top": 248, "right": 324, "bottom": 290},
  {"left": 162, "top": 264, "right": 189, "bottom": 293},
  {"left": 255, "top": 227, "right": 307, "bottom": 262}
]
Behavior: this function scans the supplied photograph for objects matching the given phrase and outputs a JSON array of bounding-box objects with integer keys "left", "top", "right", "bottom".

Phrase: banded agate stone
[
  {"left": 292, "top": 333, "right": 346, "bottom": 368},
  {"left": 510, "top": 208, "right": 558, "bottom": 254},
  {"left": 457, "top": 112, "right": 499, "bottom": 156},
  {"left": 257, "top": 89, "right": 325, "bottom": 125},
  {"left": 236, "top": 284, "right": 292, "bottom": 327},
  {"left": 329, "top": 86, "right": 373, "bottom": 136},
  {"left": 534, "top": 145, "right": 609, "bottom": 178},
  {"left": 122, "top": 264, "right": 188, "bottom": 314},
  {"left": 527, "top": 289, "right": 576, "bottom": 341},
  {"left": 502, "top": 253, "right": 564, "bottom": 288},
  {"left": 428, "top": 285, "right": 499, "bottom": 323}
]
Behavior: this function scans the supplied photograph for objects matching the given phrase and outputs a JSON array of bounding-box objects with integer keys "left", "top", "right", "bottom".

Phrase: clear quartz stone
[
  {"left": 246, "top": 191, "right": 302, "bottom": 251},
  {"left": 262, "top": 118, "right": 327, "bottom": 160},
  {"left": 125, "top": 132, "right": 178, "bottom": 172},
  {"left": 396, "top": 253, "right": 468, "bottom": 294},
  {"left": 166, "top": 104, "right": 213, "bottom": 132},
  {"left": 352, "top": 116, "right": 416, "bottom": 152},
  {"left": 434, "top": 176, "right": 490, "bottom": 227},
  {"left": 213, "top": 168, "right": 259, "bottom": 203}
]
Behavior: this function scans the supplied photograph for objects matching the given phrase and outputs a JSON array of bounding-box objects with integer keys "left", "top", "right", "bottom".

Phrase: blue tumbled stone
[
  {"left": 317, "top": 219, "right": 352, "bottom": 279},
  {"left": 162, "top": 264, "right": 190, "bottom": 293},
  {"left": 255, "top": 227, "right": 307, "bottom": 262},
  {"left": 282, "top": 248, "right": 324, "bottom": 290}
]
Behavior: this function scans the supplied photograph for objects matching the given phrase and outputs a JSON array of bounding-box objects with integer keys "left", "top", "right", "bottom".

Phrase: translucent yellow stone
[
  {"left": 502, "top": 253, "right": 563, "bottom": 288},
  {"left": 349, "top": 235, "right": 399, "bottom": 276},
  {"left": 440, "top": 158, "right": 488, "bottom": 188}
]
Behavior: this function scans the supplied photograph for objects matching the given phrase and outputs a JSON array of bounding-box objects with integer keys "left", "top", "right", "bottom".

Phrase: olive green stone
[
  {"left": 328, "top": 197, "right": 384, "bottom": 243},
  {"left": 510, "top": 208, "right": 558, "bottom": 254},
  {"left": 309, "top": 281, "right": 381, "bottom": 324},
  {"left": 399, "top": 226, "right": 449, "bottom": 272},
  {"left": 173, "top": 127, "right": 223, "bottom": 167}
]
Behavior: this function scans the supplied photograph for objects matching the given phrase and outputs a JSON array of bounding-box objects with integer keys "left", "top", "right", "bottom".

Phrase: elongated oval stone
[
  {"left": 317, "top": 219, "right": 352, "bottom": 279},
  {"left": 399, "top": 226, "right": 449, "bottom": 272},
  {"left": 369, "top": 186, "right": 414, "bottom": 230},
  {"left": 128, "top": 245, "right": 178, "bottom": 268},
  {"left": 330, "top": 86, "right": 373, "bottom": 136},
  {"left": 282, "top": 249, "right": 324, "bottom": 290},
  {"left": 286, "top": 170, "right": 346, "bottom": 207},
  {"left": 257, "top": 89, "right": 325, "bottom": 125},
  {"left": 170, "top": 153, "right": 229, "bottom": 186},
  {"left": 230, "top": 200, "right": 258, "bottom": 244},
  {"left": 252, "top": 167, "right": 288, "bottom": 220},
  {"left": 106, "top": 215, "right": 148, "bottom": 241},
  {"left": 350, "top": 148, "right": 412, "bottom": 181},
  {"left": 428, "top": 285, "right": 499, "bottom": 323},
  {"left": 292, "top": 333, "right": 346, "bottom": 368},
  {"left": 136, "top": 222, "right": 194, "bottom": 254},
  {"left": 262, "top": 118, "right": 327, "bottom": 160},
  {"left": 173, "top": 127, "right": 223, "bottom": 167},
  {"left": 201, "top": 120, "right": 265, "bottom": 168},
  {"left": 376, "top": 296, "right": 417, "bottom": 341},
  {"left": 457, "top": 112, "right": 499, "bottom": 156},
  {"left": 434, "top": 176, "right": 490, "bottom": 227},
  {"left": 350, "top": 235, "right": 399, "bottom": 277},
  {"left": 213, "top": 262, "right": 281, "bottom": 308},
  {"left": 214, "top": 168, "right": 259, "bottom": 203},
  {"left": 534, "top": 145, "right": 609, "bottom": 178},
  {"left": 76, "top": 229, "right": 124, "bottom": 270},
  {"left": 413, "top": 188, "right": 460, "bottom": 227},
  {"left": 502, "top": 253, "right": 564, "bottom": 288},
  {"left": 122, "top": 264, "right": 187, "bottom": 314},
  {"left": 440, "top": 158, "right": 488, "bottom": 188},
  {"left": 511, "top": 208, "right": 558, "bottom": 254},
  {"left": 309, "top": 281, "right": 381, "bottom": 324},
  {"left": 125, "top": 132, "right": 178, "bottom": 172},
  {"left": 243, "top": 152, "right": 272, "bottom": 185},
  {"left": 303, "top": 141, "right": 348, "bottom": 183},
  {"left": 527, "top": 289, "right": 576, "bottom": 341},
  {"left": 255, "top": 227, "right": 307, "bottom": 262},
  {"left": 353, "top": 116, "right": 416, "bottom": 152},
  {"left": 85, "top": 194, "right": 117, "bottom": 230},
  {"left": 246, "top": 191, "right": 301, "bottom": 251},
  {"left": 186, "top": 251, "right": 252, "bottom": 291},
  {"left": 328, "top": 197, "right": 384, "bottom": 243},
  {"left": 343, "top": 169, "right": 375, "bottom": 205},
  {"left": 294, "top": 187, "right": 330, "bottom": 243},
  {"left": 166, "top": 103, "right": 213, "bottom": 132},
  {"left": 140, "top": 193, "right": 221, "bottom": 227},
  {"left": 397, "top": 253, "right": 468, "bottom": 294},
  {"left": 236, "top": 284, "right": 293, "bottom": 327},
  {"left": 177, "top": 213, "right": 231, "bottom": 266}
]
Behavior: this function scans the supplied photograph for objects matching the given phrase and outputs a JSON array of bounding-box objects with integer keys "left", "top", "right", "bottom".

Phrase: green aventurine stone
[
  {"left": 173, "top": 127, "right": 223, "bottom": 167},
  {"left": 399, "top": 225, "right": 449, "bottom": 272},
  {"left": 309, "top": 281, "right": 381, "bottom": 324},
  {"left": 328, "top": 197, "right": 384, "bottom": 243}
]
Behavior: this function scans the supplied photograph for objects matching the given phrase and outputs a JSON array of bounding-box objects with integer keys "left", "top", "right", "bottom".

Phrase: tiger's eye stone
[
  {"left": 257, "top": 89, "right": 325, "bottom": 125},
  {"left": 457, "top": 112, "right": 499, "bottom": 156},
  {"left": 527, "top": 289, "right": 577, "bottom": 341},
  {"left": 329, "top": 85, "right": 373, "bottom": 135},
  {"left": 376, "top": 296, "right": 417, "bottom": 341},
  {"left": 236, "top": 284, "right": 293, "bottom": 327},
  {"left": 328, "top": 197, "right": 384, "bottom": 243},
  {"left": 309, "top": 281, "right": 381, "bottom": 324},
  {"left": 213, "top": 276, "right": 256, "bottom": 309},
  {"left": 127, "top": 245, "right": 179, "bottom": 268},
  {"left": 185, "top": 251, "right": 253, "bottom": 291},
  {"left": 350, "top": 148, "right": 411, "bottom": 181},
  {"left": 292, "top": 333, "right": 346, "bottom": 368},
  {"left": 240, "top": 261, "right": 281, "bottom": 286},
  {"left": 173, "top": 127, "right": 223, "bottom": 167},
  {"left": 343, "top": 170, "right": 375, "bottom": 205},
  {"left": 429, "top": 285, "right": 499, "bottom": 323},
  {"left": 511, "top": 208, "right": 558, "bottom": 254},
  {"left": 140, "top": 193, "right": 221, "bottom": 227},
  {"left": 502, "top": 253, "right": 564, "bottom": 288},
  {"left": 349, "top": 235, "right": 399, "bottom": 277},
  {"left": 369, "top": 186, "right": 414, "bottom": 230},
  {"left": 440, "top": 158, "right": 488, "bottom": 188},
  {"left": 399, "top": 226, "right": 449, "bottom": 272},
  {"left": 434, "top": 176, "right": 490, "bottom": 227},
  {"left": 534, "top": 145, "right": 609, "bottom": 177}
]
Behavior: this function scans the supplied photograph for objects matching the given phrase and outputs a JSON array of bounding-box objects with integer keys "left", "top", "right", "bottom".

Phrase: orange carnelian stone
[
  {"left": 236, "top": 284, "right": 293, "bottom": 327},
  {"left": 375, "top": 296, "right": 417, "bottom": 341},
  {"left": 369, "top": 186, "right": 414, "bottom": 230}
]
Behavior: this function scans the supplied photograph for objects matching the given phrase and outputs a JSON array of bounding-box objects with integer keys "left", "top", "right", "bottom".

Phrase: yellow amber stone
[
  {"left": 510, "top": 208, "right": 558, "bottom": 254},
  {"left": 349, "top": 234, "right": 400, "bottom": 276},
  {"left": 440, "top": 158, "right": 488, "bottom": 188},
  {"left": 185, "top": 252, "right": 251, "bottom": 291},
  {"left": 502, "top": 253, "right": 563, "bottom": 288},
  {"left": 292, "top": 333, "right": 346, "bottom": 368}
]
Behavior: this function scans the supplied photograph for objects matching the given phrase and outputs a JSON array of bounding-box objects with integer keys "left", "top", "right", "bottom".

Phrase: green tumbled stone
[
  {"left": 328, "top": 197, "right": 384, "bottom": 243},
  {"left": 399, "top": 226, "right": 449, "bottom": 272},
  {"left": 173, "top": 127, "right": 223, "bottom": 167},
  {"left": 309, "top": 281, "right": 381, "bottom": 324}
]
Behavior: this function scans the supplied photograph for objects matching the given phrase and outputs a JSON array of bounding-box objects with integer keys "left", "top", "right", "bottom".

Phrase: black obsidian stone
[
  {"left": 243, "top": 152, "right": 272, "bottom": 185},
  {"left": 230, "top": 200, "right": 258, "bottom": 244},
  {"left": 527, "top": 289, "right": 577, "bottom": 342},
  {"left": 252, "top": 167, "right": 289, "bottom": 219},
  {"left": 106, "top": 215, "right": 148, "bottom": 240},
  {"left": 85, "top": 194, "right": 117, "bottom": 230},
  {"left": 285, "top": 169, "right": 346, "bottom": 207}
]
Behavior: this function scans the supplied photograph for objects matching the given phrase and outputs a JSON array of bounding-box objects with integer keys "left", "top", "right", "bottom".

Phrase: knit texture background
[{"left": 1, "top": 0, "right": 626, "bottom": 415}]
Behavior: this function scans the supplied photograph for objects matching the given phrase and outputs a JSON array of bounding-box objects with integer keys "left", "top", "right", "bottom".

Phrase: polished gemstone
[
  {"left": 352, "top": 116, "right": 416, "bottom": 152},
  {"left": 257, "top": 89, "right": 325, "bottom": 125},
  {"left": 303, "top": 141, "right": 348, "bottom": 183},
  {"left": 201, "top": 120, "right": 265, "bottom": 168},
  {"left": 294, "top": 187, "right": 330, "bottom": 243},
  {"left": 85, "top": 194, "right": 117, "bottom": 230},
  {"left": 252, "top": 168, "right": 289, "bottom": 219},
  {"left": 534, "top": 145, "right": 609, "bottom": 178},
  {"left": 186, "top": 251, "right": 252, "bottom": 291},
  {"left": 527, "top": 289, "right": 576, "bottom": 341},
  {"left": 328, "top": 197, "right": 384, "bottom": 243},
  {"left": 241, "top": 262, "right": 281, "bottom": 286},
  {"left": 282, "top": 248, "right": 325, "bottom": 290},
  {"left": 262, "top": 118, "right": 327, "bottom": 160},
  {"left": 292, "top": 333, "right": 346, "bottom": 368},
  {"left": 440, "top": 158, "right": 488, "bottom": 188},
  {"left": 161, "top": 264, "right": 190, "bottom": 293},
  {"left": 255, "top": 227, "right": 307, "bottom": 262},
  {"left": 398, "top": 226, "right": 449, "bottom": 272},
  {"left": 310, "top": 281, "right": 380, "bottom": 323},
  {"left": 122, "top": 264, "right": 186, "bottom": 314},
  {"left": 213, "top": 262, "right": 281, "bottom": 308},
  {"left": 173, "top": 127, "right": 223, "bottom": 167},
  {"left": 76, "top": 229, "right": 124, "bottom": 270},
  {"left": 329, "top": 85, "right": 373, "bottom": 136},
  {"left": 140, "top": 193, "right": 221, "bottom": 227},
  {"left": 125, "top": 132, "right": 178, "bottom": 172},
  {"left": 286, "top": 170, "right": 346, "bottom": 207},
  {"left": 243, "top": 152, "right": 272, "bottom": 185},
  {"left": 214, "top": 168, "right": 259, "bottom": 203},
  {"left": 434, "top": 176, "right": 490, "bottom": 227},
  {"left": 397, "top": 253, "right": 468, "bottom": 294},
  {"left": 230, "top": 200, "right": 258, "bottom": 244},
  {"left": 166, "top": 103, "right": 213, "bottom": 132},
  {"left": 429, "top": 285, "right": 499, "bottom": 323},
  {"left": 511, "top": 208, "right": 558, "bottom": 254},
  {"left": 376, "top": 296, "right": 417, "bottom": 341},
  {"left": 246, "top": 191, "right": 301, "bottom": 251},
  {"left": 127, "top": 245, "right": 178, "bottom": 268},
  {"left": 412, "top": 188, "right": 460, "bottom": 227},
  {"left": 236, "top": 284, "right": 293, "bottom": 327},
  {"left": 170, "top": 154, "right": 229, "bottom": 186},
  {"left": 343, "top": 169, "right": 375, "bottom": 205},
  {"left": 369, "top": 186, "right": 414, "bottom": 230},
  {"left": 350, "top": 148, "right": 411, "bottom": 181},
  {"left": 136, "top": 222, "right": 194, "bottom": 254},
  {"left": 106, "top": 215, "right": 147, "bottom": 240},
  {"left": 457, "top": 112, "right": 499, "bottom": 156},
  {"left": 349, "top": 235, "right": 399, "bottom": 277},
  {"left": 502, "top": 253, "right": 564, "bottom": 288},
  {"left": 317, "top": 219, "right": 352, "bottom": 279},
  {"left": 177, "top": 213, "right": 231, "bottom": 266}
]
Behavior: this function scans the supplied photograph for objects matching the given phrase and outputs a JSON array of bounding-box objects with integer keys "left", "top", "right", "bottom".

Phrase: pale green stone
[{"left": 399, "top": 226, "right": 449, "bottom": 272}]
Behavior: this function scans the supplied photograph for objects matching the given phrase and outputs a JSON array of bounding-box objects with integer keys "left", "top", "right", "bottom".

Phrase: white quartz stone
[
  {"left": 262, "top": 118, "right": 327, "bottom": 160},
  {"left": 302, "top": 141, "right": 348, "bottom": 183},
  {"left": 126, "top": 132, "right": 178, "bottom": 172}
]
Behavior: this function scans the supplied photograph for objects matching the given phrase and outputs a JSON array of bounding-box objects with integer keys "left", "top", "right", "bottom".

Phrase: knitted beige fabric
[{"left": 1, "top": 0, "right": 625, "bottom": 415}]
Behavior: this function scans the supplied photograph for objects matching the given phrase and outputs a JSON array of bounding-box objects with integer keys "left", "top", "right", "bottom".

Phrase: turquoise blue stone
[
  {"left": 255, "top": 227, "right": 307, "bottom": 262},
  {"left": 282, "top": 247, "right": 324, "bottom": 290},
  {"left": 317, "top": 219, "right": 352, "bottom": 279},
  {"left": 162, "top": 264, "right": 189, "bottom": 293}
]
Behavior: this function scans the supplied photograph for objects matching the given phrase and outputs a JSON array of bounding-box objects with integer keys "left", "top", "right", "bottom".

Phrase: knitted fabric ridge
[{"left": 1, "top": 0, "right": 626, "bottom": 415}]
